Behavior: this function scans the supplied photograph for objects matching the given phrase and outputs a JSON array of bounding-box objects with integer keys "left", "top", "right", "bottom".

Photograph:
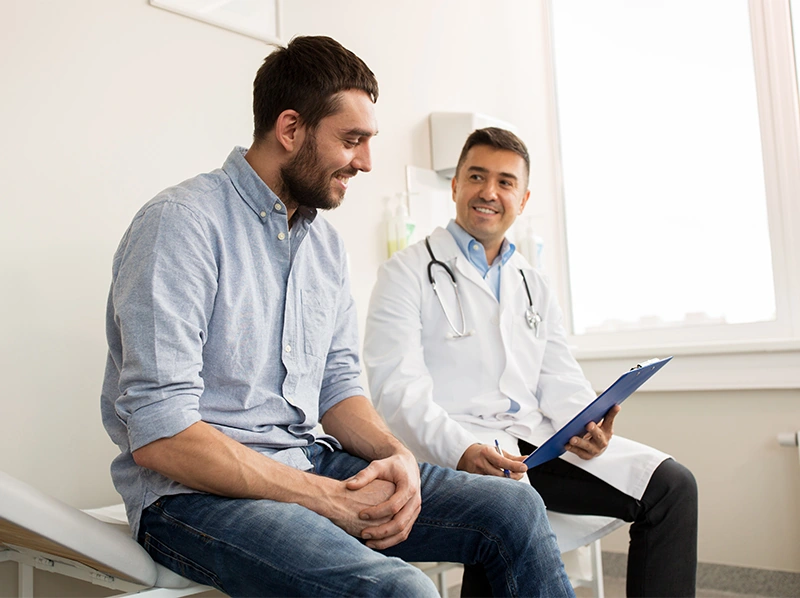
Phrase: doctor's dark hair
[
  {"left": 455, "top": 127, "right": 530, "bottom": 184},
  {"left": 252, "top": 35, "right": 379, "bottom": 141}
]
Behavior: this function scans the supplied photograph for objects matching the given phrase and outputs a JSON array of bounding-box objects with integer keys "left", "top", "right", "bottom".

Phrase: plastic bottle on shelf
[
  {"left": 518, "top": 220, "right": 545, "bottom": 270},
  {"left": 530, "top": 233, "right": 544, "bottom": 270},
  {"left": 394, "top": 202, "right": 412, "bottom": 252},
  {"left": 385, "top": 197, "right": 398, "bottom": 258}
]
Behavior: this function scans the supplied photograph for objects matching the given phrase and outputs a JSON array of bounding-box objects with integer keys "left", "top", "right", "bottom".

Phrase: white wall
[
  {"left": 1, "top": 3, "right": 798, "bottom": 595},
  {"left": 594, "top": 388, "right": 800, "bottom": 572},
  {"left": 1, "top": 0, "right": 267, "bottom": 510}
]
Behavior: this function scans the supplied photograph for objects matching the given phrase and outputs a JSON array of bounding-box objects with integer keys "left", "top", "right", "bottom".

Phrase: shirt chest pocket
[
  {"left": 300, "top": 288, "right": 335, "bottom": 359},
  {"left": 510, "top": 310, "right": 547, "bottom": 368}
]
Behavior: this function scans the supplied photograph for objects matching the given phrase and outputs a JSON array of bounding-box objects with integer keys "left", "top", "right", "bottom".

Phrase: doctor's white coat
[{"left": 364, "top": 226, "right": 668, "bottom": 504}]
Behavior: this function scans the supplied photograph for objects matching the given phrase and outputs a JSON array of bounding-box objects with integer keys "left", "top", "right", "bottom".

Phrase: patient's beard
[{"left": 279, "top": 131, "right": 351, "bottom": 211}]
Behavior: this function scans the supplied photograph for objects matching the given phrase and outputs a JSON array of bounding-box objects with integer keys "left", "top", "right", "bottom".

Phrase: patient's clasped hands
[{"left": 318, "top": 451, "right": 421, "bottom": 550}]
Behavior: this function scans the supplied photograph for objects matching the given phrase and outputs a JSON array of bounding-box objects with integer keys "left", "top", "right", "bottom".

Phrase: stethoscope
[{"left": 424, "top": 237, "right": 542, "bottom": 339}]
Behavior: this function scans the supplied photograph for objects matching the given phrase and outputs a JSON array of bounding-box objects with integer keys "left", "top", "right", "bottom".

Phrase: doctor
[{"left": 364, "top": 127, "right": 698, "bottom": 597}]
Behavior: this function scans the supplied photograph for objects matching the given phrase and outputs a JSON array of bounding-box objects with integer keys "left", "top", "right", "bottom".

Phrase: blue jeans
[{"left": 138, "top": 445, "right": 574, "bottom": 597}]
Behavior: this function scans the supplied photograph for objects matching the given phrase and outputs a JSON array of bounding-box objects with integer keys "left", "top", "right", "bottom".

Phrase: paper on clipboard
[{"left": 523, "top": 356, "right": 673, "bottom": 469}]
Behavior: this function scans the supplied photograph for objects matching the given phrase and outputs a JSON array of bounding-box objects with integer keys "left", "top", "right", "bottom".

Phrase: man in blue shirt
[{"left": 101, "top": 36, "right": 574, "bottom": 597}]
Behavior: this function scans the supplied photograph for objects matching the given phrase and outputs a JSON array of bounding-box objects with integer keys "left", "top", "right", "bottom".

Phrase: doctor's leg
[{"left": 518, "top": 439, "right": 698, "bottom": 597}]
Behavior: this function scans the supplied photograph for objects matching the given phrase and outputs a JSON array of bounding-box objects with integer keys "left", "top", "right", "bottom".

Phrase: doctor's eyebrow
[{"left": 466, "top": 165, "right": 519, "bottom": 180}]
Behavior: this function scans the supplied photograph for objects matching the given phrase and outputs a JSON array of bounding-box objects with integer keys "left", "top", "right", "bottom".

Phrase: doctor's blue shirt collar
[
  {"left": 446, "top": 220, "right": 516, "bottom": 272},
  {"left": 446, "top": 220, "right": 515, "bottom": 301}
]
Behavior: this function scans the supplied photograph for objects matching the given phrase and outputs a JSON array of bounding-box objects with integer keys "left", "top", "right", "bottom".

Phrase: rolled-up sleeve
[
  {"left": 111, "top": 201, "right": 217, "bottom": 452},
  {"left": 318, "top": 257, "right": 364, "bottom": 417}
]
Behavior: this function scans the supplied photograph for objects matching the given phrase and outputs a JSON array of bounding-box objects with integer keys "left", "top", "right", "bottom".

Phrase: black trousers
[{"left": 461, "top": 440, "right": 698, "bottom": 598}]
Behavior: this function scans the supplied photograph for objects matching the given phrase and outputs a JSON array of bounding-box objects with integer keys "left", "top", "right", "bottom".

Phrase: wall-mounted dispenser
[{"left": 429, "top": 112, "right": 518, "bottom": 179}]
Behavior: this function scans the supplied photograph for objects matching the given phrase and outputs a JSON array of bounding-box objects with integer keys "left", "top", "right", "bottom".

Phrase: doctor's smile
[{"left": 473, "top": 204, "right": 500, "bottom": 215}]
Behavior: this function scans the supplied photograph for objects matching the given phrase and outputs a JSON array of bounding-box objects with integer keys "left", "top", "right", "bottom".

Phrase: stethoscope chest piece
[
  {"left": 526, "top": 305, "right": 542, "bottom": 337},
  {"left": 519, "top": 266, "right": 542, "bottom": 338}
]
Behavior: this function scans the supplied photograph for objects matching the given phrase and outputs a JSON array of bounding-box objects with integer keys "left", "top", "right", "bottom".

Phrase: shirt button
[
  {"left": 275, "top": 203, "right": 282, "bottom": 211},
  {"left": 260, "top": 211, "right": 267, "bottom": 218},
  {"left": 284, "top": 344, "right": 292, "bottom": 353},
  {"left": 278, "top": 232, "right": 286, "bottom": 241},
  {"left": 471, "top": 243, "right": 479, "bottom": 251}
]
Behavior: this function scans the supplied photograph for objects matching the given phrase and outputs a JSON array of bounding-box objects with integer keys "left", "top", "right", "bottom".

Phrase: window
[
  {"left": 794, "top": 0, "right": 800, "bottom": 89},
  {"left": 541, "top": 0, "right": 800, "bottom": 389}
]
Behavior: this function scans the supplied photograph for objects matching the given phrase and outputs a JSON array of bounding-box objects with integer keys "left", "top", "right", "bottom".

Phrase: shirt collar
[
  {"left": 223, "top": 146, "right": 318, "bottom": 225},
  {"left": 446, "top": 220, "right": 516, "bottom": 273}
]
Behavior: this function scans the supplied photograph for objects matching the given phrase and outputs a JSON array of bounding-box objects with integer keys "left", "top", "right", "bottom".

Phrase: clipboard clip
[{"left": 631, "top": 357, "right": 662, "bottom": 371}]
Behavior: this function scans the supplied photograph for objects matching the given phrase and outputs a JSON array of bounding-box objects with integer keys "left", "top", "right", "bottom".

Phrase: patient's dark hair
[
  {"left": 252, "top": 35, "right": 379, "bottom": 141},
  {"left": 455, "top": 127, "right": 530, "bottom": 184}
]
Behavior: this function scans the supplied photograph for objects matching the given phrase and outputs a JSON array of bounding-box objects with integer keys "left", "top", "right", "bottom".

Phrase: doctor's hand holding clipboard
[
  {"left": 522, "top": 356, "right": 673, "bottom": 470},
  {"left": 465, "top": 404, "right": 621, "bottom": 480},
  {"left": 562, "top": 403, "right": 621, "bottom": 461},
  {"left": 456, "top": 357, "right": 671, "bottom": 478}
]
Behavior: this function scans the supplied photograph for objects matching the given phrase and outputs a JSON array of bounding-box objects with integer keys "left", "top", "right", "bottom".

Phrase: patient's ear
[{"left": 274, "top": 110, "right": 302, "bottom": 152}]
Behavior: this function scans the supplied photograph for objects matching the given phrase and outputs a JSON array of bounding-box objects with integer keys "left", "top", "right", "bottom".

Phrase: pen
[{"left": 494, "top": 439, "right": 510, "bottom": 478}]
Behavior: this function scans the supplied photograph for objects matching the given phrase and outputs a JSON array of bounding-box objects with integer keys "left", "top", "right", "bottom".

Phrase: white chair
[
  {"left": 549, "top": 511, "right": 624, "bottom": 598},
  {"left": 423, "top": 511, "right": 624, "bottom": 598}
]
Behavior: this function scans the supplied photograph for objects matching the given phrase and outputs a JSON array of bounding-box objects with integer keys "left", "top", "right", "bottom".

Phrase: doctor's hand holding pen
[
  {"left": 564, "top": 403, "right": 622, "bottom": 461},
  {"left": 456, "top": 442, "right": 528, "bottom": 480}
]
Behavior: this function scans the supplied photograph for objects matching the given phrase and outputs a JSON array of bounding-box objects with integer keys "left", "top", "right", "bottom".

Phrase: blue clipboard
[{"left": 523, "top": 356, "right": 673, "bottom": 469}]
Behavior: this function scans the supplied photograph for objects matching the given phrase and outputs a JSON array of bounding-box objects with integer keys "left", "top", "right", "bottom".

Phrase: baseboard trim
[{"left": 602, "top": 552, "right": 800, "bottom": 598}]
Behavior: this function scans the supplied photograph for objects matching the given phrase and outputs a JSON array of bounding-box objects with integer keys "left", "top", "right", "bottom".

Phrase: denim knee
[
  {"left": 369, "top": 561, "right": 440, "bottom": 597},
  {"left": 476, "top": 477, "right": 552, "bottom": 541}
]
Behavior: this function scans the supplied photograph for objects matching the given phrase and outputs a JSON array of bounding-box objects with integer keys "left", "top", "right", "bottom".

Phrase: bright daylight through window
[
  {"left": 793, "top": 0, "right": 800, "bottom": 87},
  {"left": 551, "top": 0, "right": 776, "bottom": 337}
]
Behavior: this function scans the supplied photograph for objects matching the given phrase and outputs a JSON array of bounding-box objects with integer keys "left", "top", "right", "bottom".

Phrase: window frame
[{"left": 540, "top": 0, "right": 800, "bottom": 391}]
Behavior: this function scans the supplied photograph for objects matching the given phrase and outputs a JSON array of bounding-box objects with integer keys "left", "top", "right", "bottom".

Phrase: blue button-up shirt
[
  {"left": 445, "top": 220, "right": 521, "bottom": 413},
  {"left": 101, "top": 147, "right": 364, "bottom": 537},
  {"left": 446, "top": 220, "right": 516, "bottom": 300}
]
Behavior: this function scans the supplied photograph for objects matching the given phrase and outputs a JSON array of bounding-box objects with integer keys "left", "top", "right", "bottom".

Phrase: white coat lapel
[
  {"left": 498, "top": 255, "right": 529, "bottom": 318},
  {"left": 429, "top": 228, "right": 496, "bottom": 302}
]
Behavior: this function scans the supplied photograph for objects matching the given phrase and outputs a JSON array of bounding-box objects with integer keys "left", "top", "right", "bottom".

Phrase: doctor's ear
[{"left": 518, "top": 189, "right": 531, "bottom": 214}]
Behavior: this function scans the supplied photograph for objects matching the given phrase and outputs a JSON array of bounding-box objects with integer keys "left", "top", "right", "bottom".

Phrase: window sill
[{"left": 573, "top": 339, "right": 800, "bottom": 392}]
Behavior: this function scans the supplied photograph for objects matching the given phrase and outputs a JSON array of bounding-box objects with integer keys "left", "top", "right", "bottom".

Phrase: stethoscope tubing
[
  {"left": 424, "top": 236, "right": 541, "bottom": 339},
  {"left": 425, "top": 237, "right": 468, "bottom": 338}
]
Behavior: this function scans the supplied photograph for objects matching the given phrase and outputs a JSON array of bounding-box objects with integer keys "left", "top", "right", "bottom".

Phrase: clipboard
[{"left": 523, "top": 356, "right": 673, "bottom": 469}]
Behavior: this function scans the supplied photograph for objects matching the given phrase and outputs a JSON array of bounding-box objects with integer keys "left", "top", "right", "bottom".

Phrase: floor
[
  {"left": 447, "top": 577, "right": 773, "bottom": 598},
  {"left": 573, "top": 576, "right": 773, "bottom": 598}
]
